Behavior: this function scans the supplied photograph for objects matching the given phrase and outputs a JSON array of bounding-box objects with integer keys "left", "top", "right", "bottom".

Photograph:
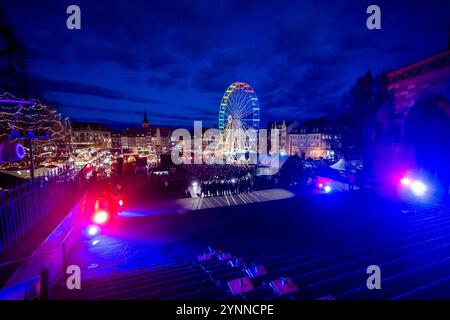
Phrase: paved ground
[{"left": 52, "top": 189, "right": 450, "bottom": 300}]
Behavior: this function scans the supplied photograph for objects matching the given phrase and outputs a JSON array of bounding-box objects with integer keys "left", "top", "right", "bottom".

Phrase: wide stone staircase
[{"left": 51, "top": 204, "right": 450, "bottom": 300}]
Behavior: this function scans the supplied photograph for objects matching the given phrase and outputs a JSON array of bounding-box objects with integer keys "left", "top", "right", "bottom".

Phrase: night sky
[{"left": 1, "top": 0, "right": 449, "bottom": 129}]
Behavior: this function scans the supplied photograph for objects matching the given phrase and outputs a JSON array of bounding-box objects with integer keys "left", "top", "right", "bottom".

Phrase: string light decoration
[{"left": 0, "top": 92, "right": 73, "bottom": 169}]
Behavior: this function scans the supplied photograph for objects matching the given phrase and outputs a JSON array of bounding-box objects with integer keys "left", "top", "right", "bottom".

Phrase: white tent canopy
[
  {"left": 256, "top": 154, "right": 289, "bottom": 176},
  {"left": 329, "top": 157, "right": 355, "bottom": 171}
]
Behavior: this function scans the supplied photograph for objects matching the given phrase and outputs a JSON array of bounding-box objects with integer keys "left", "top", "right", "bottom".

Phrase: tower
[{"left": 142, "top": 109, "right": 149, "bottom": 129}]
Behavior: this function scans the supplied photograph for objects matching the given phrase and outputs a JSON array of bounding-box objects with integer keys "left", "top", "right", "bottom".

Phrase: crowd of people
[
  {"left": 85, "top": 163, "right": 257, "bottom": 199},
  {"left": 179, "top": 164, "right": 254, "bottom": 183},
  {"left": 181, "top": 164, "right": 255, "bottom": 197},
  {"left": 199, "top": 174, "right": 254, "bottom": 197},
  {"left": 147, "top": 164, "right": 255, "bottom": 198},
  {"left": 90, "top": 155, "right": 367, "bottom": 201}
]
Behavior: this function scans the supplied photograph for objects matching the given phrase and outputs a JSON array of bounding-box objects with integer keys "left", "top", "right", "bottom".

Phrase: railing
[
  {"left": 0, "top": 165, "right": 81, "bottom": 255},
  {"left": 0, "top": 191, "right": 91, "bottom": 299}
]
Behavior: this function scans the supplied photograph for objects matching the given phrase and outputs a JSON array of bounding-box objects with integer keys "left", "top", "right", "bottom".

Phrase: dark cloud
[
  {"left": 60, "top": 102, "right": 216, "bottom": 125},
  {"left": 1, "top": 0, "right": 449, "bottom": 128},
  {"left": 32, "top": 76, "right": 165, "bottom": 104},
  {"left": 387, "top": 43, "right": 413, "bottom": 55},
  {"left": 146, "top": 52, "right": 180, "bottom": 71},
  {"left": 148, "top": 74, "right": 174, "bottom": 89}
]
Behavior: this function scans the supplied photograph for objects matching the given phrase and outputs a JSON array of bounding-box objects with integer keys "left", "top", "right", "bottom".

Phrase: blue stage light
[
  {"left": 86, "top": 225, "right": 100, "bottom": 237},
  {"left": 411, "top": 180, "right": 427, "bottom": 196}
]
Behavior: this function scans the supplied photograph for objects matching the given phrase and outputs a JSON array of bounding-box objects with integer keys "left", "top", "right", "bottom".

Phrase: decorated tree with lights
[{"left": 0, "top": 92, "right": 73, "bottom": 169}]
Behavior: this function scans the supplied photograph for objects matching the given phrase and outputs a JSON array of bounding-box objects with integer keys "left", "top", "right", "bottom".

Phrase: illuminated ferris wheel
[
  {"left": 218, "top": 82, "right": 260, "bottom": 133},
  {"left": 217, "top": 82, "right": 260, "bottom": 160}
]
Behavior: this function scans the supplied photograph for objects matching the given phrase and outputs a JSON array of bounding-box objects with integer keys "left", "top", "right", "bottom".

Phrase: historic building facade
[
  {"left": 110, "top": 111, "right": 171, "bottom": 156},
  {"left": 383, "top": 48, "right": 450, "bottom": 141},
  {"left": 269, "top": 121, "right": 299, "bottom": 155},
  {"left": 287, "top": 118, "right": 342, "bottom": 160},
  {"left": 369, "top": 44, "right": 450, "bottom": 183},
  {"left": 71, "top": 123, "right": 111, "bottom": 149}
]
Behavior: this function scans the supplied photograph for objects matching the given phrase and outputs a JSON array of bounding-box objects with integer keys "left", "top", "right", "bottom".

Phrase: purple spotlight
[
  {"left": 0, "top": 142, "right": 25, "bottom": 162},
  {"left": 16, "top": 143, "right": 25, "bottom": 159}
]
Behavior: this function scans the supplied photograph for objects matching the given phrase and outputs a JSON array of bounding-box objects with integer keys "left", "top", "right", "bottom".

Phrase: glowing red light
[
  {"left": 93, "top": 210, "right": 109, "bottom": 224},
  {"left": 317, "top": 177, "right": 331, "bottom": 185},
  {"left": 118, "top": 199, "right": 123, "bottom": 206}
]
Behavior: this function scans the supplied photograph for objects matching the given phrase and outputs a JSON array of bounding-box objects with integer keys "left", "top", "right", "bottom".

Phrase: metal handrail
[{"left": 0, "top": 192, "right": 90, "bottom": 299}]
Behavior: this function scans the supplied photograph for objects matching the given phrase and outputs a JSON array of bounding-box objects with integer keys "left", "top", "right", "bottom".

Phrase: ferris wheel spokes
[{"left": 218, "top": 82, "right": 260, "bottom": 158}]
